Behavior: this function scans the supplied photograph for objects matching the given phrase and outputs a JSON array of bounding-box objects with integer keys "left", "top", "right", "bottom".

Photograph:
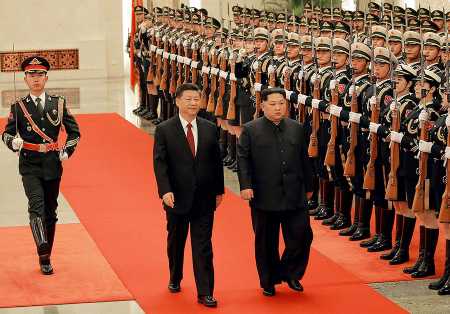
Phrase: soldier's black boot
[
  {"left": 226, "top": 136, "right": 237, "bottom": 169},
  {"left": 411, "top": 228, "right": 438, "bottom": 278},
  {"left": 332, "top": 190, "right": 352, "bottom": 230},
  {"left": 315, "top": 180, "right": 334, "bottom": 220},
  {"left": 390, "top": 216, "right": 415, "bottom": 265},
  {"left": 438, "top": 276, "right": 450, "bottom": 295},
  {"left": 381, "top": 214, "right": 403, "bottom": 260},
  {"left": 368, "top": 208, "right": 394, "bottom": 252},
  {"left": 349, "top": 198, "right": 371, "bottom": 241},
  {"left": 403, "top": 225, "right": 426, "bottom": 273},
  {"left": 143, "top": 95, "right": 158, "bottom": 120},
  {"left": 308, "top": 172, "right": 320, "bottom": 215},
  {"left": 30, "top": 217, "right": 53, "bottom": 275},
  {"left": 219, "top": 129, "right": 228, "bottom": 160},
  {"left": 340, "top": 195, "right": 359, "bottom": 236},
  {"left": 314, "top": 179, "right": 327, "bottom": 219},
  {"left": 361, "top": 206, "right": 382, "bottom": 247},
  {"left": 323, "top": 187, "right": 340, "bottom": 226},
  {"left": 430, "top": 240, "right": 450, "bottom": 290},
  {"left": 223, "top": 133, "right": 235, "bottom": 166}
]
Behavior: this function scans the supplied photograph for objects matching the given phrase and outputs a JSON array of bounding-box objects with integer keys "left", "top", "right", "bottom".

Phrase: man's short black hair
[
  {"left": 175, "top": 83, "right": 201, "bottom": 98},
  {"left": 261, "top": 87, "right": 286, "bottom": 101}
]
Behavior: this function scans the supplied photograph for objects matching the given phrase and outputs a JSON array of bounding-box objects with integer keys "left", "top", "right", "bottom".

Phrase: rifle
[
  {"left": 192, "top": 13, "right": 204, "bottom": 86},
  {"left": 308, "top": 13, "right": 319, "bottom": 158},
  {"left": 160, "top": 34, "right": 170, "bottom": 91},
  {"left": 169, "top": 36, "right": 178, "bottom": 94},
  {"left": 200, "top": 42, "right": 210, "bottom": 109},
  {"left": 146, "top": 25, "right": 158, "bottom": 95},
  {"left": 363, "top": 21, "right": 378, "bottom": 191},
  {"left": 252, "top": 8, "right": 262, "bottom": 120},
  {"left": 412, "top": 8, "right": 428, "bottom": 213},
  {"left": 176, "top": 29, "right": 185, "bottom": 88},
  {"left": 215, "top": 22, "right": 227, "bottom": 117},
  {"left": 283, "top": 9, "right": 291, "bottom": 118},
  {"left": 206, "top": 47, "right": 218, "bottom": 113},
  {"left": 226, "top": 2, "right": 237, "bottom": 121}
]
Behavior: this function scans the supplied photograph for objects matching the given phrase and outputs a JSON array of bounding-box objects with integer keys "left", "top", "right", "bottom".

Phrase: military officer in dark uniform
[
  {"left": 237, "top": 87, "right": 313, "bottom": 297},
  {"left": 2, "top": 56, "right": 81, "bottom": 275}
]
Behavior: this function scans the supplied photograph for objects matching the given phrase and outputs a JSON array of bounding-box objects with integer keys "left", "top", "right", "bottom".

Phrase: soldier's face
[
  {"left": 24, "top": 72, "right": 48, "bottom": 93},
  {"left": 268, "top": 22, "right": 276, "bottom": 30},
  {"left": 299, "top": 25, "right": 308, "bottom": 35},
  {"left": 442, "top": 50, "right": 450, "bottom": 64},
  {"left": 372, "top": 37, "right": 386, "bottom": 48},
  {"left": 316, "top": 50, "right": 331, "bottom": 66},
  {"left": 374, "top": 62, "right": 390, "bottom": 80},
  {"left": 433, "top": 19, "right": 444, "bottom": 30},
  {"left": 334, "top": 31, "right": 347, "bottom": 39},
  {"left": 405, "top": 44, "right": 421, "bottom": 60},
  {"left": 414, "top": 81, "right": 433, "bottom": 100},
  {"left": 395, "top": 76, "right": 411, "bottom": 94},
  {"left": 273, "top": 42, "right": 285, "bottom": 56},
  {"left": 262, "top": 93, "right": 287, "bottom": 123},
  {"left": 176, "top": 90, "right": 201, "bottom": 117},
  {"left": 351, "top": 57, "right": 368, "bottom": 74},
  {"left": 136, "top": 13, "right": 145, "bottom": 24},
  {"left": 353, "top": 20, "right": 364, "bottom": 31},
  {"left": 301, "top": 48, "right": 313, "bottom": 63},
  {"left": 321, "top": 31, "right": 332, "bottom": 38},
  {"left": 245, "top": 40, "right": 254, "bottom": 53},
  {"left": 233, "top": 15, "right": 240, "bottom": 24},
  {"left": 287, "top": 45, "right": 300, "bottom": 59},
  {"left": 234, "top": 38, "right": 244, "bottom": 49},
  {"left": 255, "top": 39, "right": 268, "bottom": 53},
  {"left": 205, "top": 26, "right": 215, "bottom": 38},
  {"left": 424, "top": 45, "right": 441, "bottom": 62},
  {"left": 333, "top": 52, "right": 348, "bottom": 69},
  {"left": 287, "top": 24, "right": 296, "bottom": 32},
  {"left": 388, "top": 41, "right": 402, "bottom": 56}
]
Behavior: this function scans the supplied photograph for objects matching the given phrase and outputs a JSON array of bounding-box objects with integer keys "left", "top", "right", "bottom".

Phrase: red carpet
[
  {"left": 0, "top": 223, "right": 132, "bottom": 308},
  {"left": 59, "top": 114, "right": 407, "bottom": 313}
]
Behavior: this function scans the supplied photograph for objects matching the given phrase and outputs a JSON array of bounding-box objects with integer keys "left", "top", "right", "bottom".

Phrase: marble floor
[{"left": 0, "top": 77, "right": 449, "bottom": 313}]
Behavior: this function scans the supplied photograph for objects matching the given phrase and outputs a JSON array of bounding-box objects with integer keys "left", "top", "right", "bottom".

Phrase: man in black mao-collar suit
[{"left": 153, "top": 83, "right": 224, "bottom": 307}]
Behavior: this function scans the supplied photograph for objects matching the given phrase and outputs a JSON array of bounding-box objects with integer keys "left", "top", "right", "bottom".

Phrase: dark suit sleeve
[
  {"left": 237, "top": 125, "right": 253, "bottom": 190},
  {"left": 300, "top": 125, "right": 313, "bottom": 193},
  {"left": 2, "top": 104, "right": 18, "bottom": 152},
  {"left": 62, "top": 98, "right": 81, "bottom": 157},
  {"left": 213, "top": 127, "right": 225, "bottom": 195},
  {"left": 153, "top": 124, "right": 172, "bottom": 198}
]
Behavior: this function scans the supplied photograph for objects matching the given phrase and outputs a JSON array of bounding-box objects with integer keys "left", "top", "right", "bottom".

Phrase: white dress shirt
[
  {"left": 30, "top": 92, "right": 46, "bottom": 109},
  {"left": 179, "top": 114, "right": 198, "bottom": 153}
]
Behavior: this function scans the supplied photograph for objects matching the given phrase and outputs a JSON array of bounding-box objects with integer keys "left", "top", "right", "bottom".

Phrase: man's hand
[
  {"left": 216, "top": 195, "right": 223, "bottom": 208},
  {"left": 59, "top": 150, "right": 69, "bottom": 161},
  {"left": 306, "top": 192, "right": 313, "bottom": 200},
  {"left": 12, "top": 137, "right": 23, "bottom": 151},
  {"left": 162, "top": 192, "right": 175, "bottom": 208},
  {"left": 240, "top": 189, "right": 254, "bottom": 200}
]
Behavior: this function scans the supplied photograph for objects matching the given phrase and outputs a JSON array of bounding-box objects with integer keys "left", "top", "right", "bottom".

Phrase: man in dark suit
[
  {"left": 237, "top": 87, "right": 313, "bottom": 296},
  {"left": 153, "top": 83, "right": 224, "bottom": 307},
  {"left": 2, "top": 56, "right": 80, "bottom": 275}
]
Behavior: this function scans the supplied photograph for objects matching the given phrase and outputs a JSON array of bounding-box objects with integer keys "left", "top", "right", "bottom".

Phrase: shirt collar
[
  {"left": 263, "top": 116, "right": 285, "bottom": 131},
  {"left": 179, "top": 114, "right": 197, "bottom": 130},
  {"left": 30, "top": 92, "right": 46, "bottom": 104}
]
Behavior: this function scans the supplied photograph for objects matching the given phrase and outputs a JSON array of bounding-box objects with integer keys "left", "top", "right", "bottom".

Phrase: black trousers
[
  {"left": 166, "top": 211, "right": 214, "bottom": 296},
  {"left": 22, "top": 175, "right": 60, "bottom": 226},
  {"left": 251, "top": 208, "right": 313, "bottom": 289}
]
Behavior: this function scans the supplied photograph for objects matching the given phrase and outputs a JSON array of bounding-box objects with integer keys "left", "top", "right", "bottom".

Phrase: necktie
[
  {"left": 186, "top": 123, "right": 195, "bottom": 156},
  {"left": 36, "top": 97, "right": 44, "bottom": 116}
]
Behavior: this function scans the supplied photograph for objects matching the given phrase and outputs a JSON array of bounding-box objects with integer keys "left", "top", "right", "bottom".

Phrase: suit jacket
[
  {"left": 153, "top": 115, "right": 225, "bottom": 215},
  {"left": 237, "top": 117, "right": 313, "bottom": 211},
  {"left": 2, "top": 94, "right": 80, "bottom": 180}
]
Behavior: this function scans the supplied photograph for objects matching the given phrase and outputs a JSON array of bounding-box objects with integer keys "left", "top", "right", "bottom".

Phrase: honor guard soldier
[
  {"left": 2, "top": 56, "right": 80, "bottom": 275},
  {"left": 403, "top": 30, "right": 422, "bottom": 72},
  {"left": 423, "top": 32, "right": 444, "bottom": 75},
  {"left": 388, "top": 29, "right": 405, "bottom": 64},
  {"left": 268, "top": 28, "right": 287, "bottom": 88},
  {"left": 353, "top": 11, "right": 368, "bottom": 44}
]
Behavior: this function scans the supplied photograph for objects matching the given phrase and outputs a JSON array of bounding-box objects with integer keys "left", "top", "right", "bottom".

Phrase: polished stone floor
[{"left": 1, "top": 77, "right": 449, "bottom": 313}]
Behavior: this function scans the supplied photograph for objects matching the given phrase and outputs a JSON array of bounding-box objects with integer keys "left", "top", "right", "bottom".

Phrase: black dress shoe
[
  {"left": 39, "top": 257, "right": 53, "bottom": 275},
  {"left": 339, "top": 223, "right": 358, "bottom": 236},
  {"left": 380, "top": 241, "right": 400, "bottom": 260},
  {"left": 307, "top": 200, "right": 319, "bottom": 216},
  {"left": 262, "top": 286, "right": 276, "bottom": 296},
  {"left": 142, "top": 112, "right": 158, "bottom": 120},
  {"left": 330, "top": 216, "right": 351, "bottom": 230},
  {"left": 360, "top": 234, "right": 379, "bottom": 248},
  {"left": 168, "top": 282, "right": 181, "bottom": 293},
  {"left": 314, "top": 207, "right": 333, "bottom": 220},
  {"left": 367, "top": 237, "right": 392, "bottom": 252},
  {"left": 137, "top": 108, "right": 149, "bottom": 117},
  {"left": 403, "top": 252, "right": 424, "bottom": 273},
  {"left": 411, "top": 260, "right": 435, "bottom": 278},
  {"left": 198, "top": 295, "right": 218, "bottom": 307},
  {"left": 152, "top": 118, "right": 162, "bottom": 125},
  {"left": 224, "top": 158, "right": 235, "bottom": 167},
  {"left": 286, "top": 279, "right": 304, "bottom": 292},
  {"left": 322, "top": 213, "right": 339, "bottom": 226},
  {"left": 222, "top": 154, "right": 232, "bottom": 164},
  {"left": 227, "top": 159, "right": 237, "bottom": 169},
  {"left": 349, "top": 228, "right": 370, "bottom": 241},
  {"left": 389, "top": 249, "right": 410, "bottom": 265}
]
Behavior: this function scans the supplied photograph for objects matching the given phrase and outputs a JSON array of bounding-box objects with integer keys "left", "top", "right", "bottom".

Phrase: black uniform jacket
[
  {"left": 2, "top": 94, "right": 80, "bottom": 180},
  {"left": 238, "top": 117, "right": 313, "bottom": 211},
  {"left": 153, "top": 115, "right": 225, "bottom": 215}
]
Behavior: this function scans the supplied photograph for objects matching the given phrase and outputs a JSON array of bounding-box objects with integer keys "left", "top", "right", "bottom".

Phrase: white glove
[
  {"left": 12, "top": 137, "right": 23, "bottom": 151},
  {"left": 170, "top": 53, "right": 176, "bottom": 60},
  {"left": 349, "top": 84, "right": 355, "bottom": 95},
  {"left": 311, "top": 99, "right": 320, "bottom": 109},
  {"left": 163, "top": 51, "right": 169, "bottom": 59},
  {"left": 285, "top": 90, "right": 293, "bottom": 101},
  {"left": 201, "top": 66, "right": 210, "bottom": 74},
  {"left": 254, "top": 83, "right": 262, "bottom": 92},
  {"left": 369, "top": 96, "right": 376, "bottom": 106},
  {"left": 369, "top": 122, "right": 380, "bottom": 134},
  {"left": 283, "top": 67, "right": 291, "bottom": 77},
  {"left": 330, "top": 79, "right": 337, "bottom": 90},
  {"left": 252, "top": 61, "right": 259, "bottom": 71},
  {"left": 329, "top": 104, "right": 342, "bottom": 117},
  {"left": 59, "top": 150, "right": 68, "bottom": 161},
  {"left": 445, "top": 147, "right": 450, "bottom": 160},
  {"left": 210, "top": 67, "right": 220, "bottom": 76},
  {"left": 183, "top": 57, "right": 191, "bottom": 65},
  {"left": 175, "top": 38, "right": 181, "bottom": 46},
  {"left": 219, "top": 70, "right": 228, "bottom": 79},
  {"left": 298, "top": 70, "right": 304, "bottom": 80},
  {"left": 268, "top": 65, "right": 275, "bottom": 75},
  {"left": 418, "top": 109, "right": 429, "bottom": 122},
  {"left": 298, "top": 94, "right": 308, "bottom": 105},
  {"left": 310, "top": 73, "right": 319, "bottom": 83},
  {"left": 229, "top": 73, "right": 237, "bottom": 81},
  {"left": 390, "top": 131, "right": 404, "bottom": 143},
  {"left": 191, "top": 61, "right": 199, "bottom": 69},
  {"left": 349, "top": 112, "right": 362, "bottom": 124},
  {"left": 446, "top": 115, "right": 450, "bottom": 127},
  {"left": 156, "top": 48, "right": 163, "bottom": 55},
  {"left": 176, "top": 55, "right": 183, "bottom": 63},
  {"left": 390, "top": 101, "right": 398, "bottom": 111},
  {"left": 150, "top": 45, "right": 157, "bottom": 52},
  {"left": 418, "top": 140, "right": 433, "bottom": 153}
]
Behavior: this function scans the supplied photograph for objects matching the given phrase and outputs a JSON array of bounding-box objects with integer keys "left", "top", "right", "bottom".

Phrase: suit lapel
[
  {"left": 195, "top": 118, "right": 203, "bottom": 162},
  {"left": 24, "top": 94, "right": 41, "bottom": 120},
  {"left": 175, "top": 116, "right": 195, "bottom": 160}
]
